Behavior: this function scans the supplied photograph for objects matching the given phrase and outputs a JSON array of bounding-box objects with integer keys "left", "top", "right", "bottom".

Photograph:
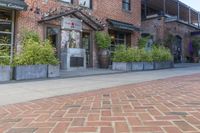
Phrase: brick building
[
  {"left": 141, "top": 0, "right": 200, "bottom": 63},
  {"left": 0, "top": 0, "right": 141, "bottom": 69}
]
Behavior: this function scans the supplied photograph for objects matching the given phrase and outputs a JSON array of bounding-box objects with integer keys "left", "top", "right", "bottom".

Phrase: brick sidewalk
[{"left": 0, "top": 74, "right": 200, "bottom": 133}]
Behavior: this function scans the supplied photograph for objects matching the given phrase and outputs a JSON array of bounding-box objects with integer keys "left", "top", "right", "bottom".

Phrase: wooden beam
[{"left": 38, "top": 9, "right": 79, "bottom": 23}]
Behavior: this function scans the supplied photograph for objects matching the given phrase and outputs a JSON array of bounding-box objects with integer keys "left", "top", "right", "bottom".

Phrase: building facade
[
  {"left": 141, "top": 0, "right": 200, "bottom": 63},
  {"left": 0, "top": 0, "right": 141, "bottom": 69}
]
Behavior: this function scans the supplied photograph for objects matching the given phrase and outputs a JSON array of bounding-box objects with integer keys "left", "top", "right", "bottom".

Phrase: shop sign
[
  {"left": 0, "top": 2, "right": 25, "bottom": 10},
  {"left": 62, "top": 17, "right": 82, "bottom": 31}
]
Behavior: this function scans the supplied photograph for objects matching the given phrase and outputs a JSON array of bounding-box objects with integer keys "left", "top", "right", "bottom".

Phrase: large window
[
  {"left": 122, "top": 0, "right": 131, "bottom": 11},
  {"left": 0, "top": 9, "right": 14, "bottom": 64},
  {"left": 79, "top": 0, "right": 92, "bottom": 9}
]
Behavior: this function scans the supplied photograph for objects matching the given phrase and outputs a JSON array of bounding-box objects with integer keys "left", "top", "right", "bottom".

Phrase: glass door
[
  {"left": 82, "top": 32, "right": 91, "bottom": 67},
  {"left": 46, "top": 26, "right": 60, "bottom": 58}
]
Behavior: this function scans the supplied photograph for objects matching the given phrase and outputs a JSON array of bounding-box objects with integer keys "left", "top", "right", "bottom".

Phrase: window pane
[
  {"left": 79, "top": 0, "right": 90, "bottom": 8},
  {"left": 0, "top": 21, "right": 12, "bottom": 32},
  {"left": 61, "top": 0, "right": 71, "bottom": 3},
  {"left": 0, "top": 34, "right": 11, "bottom": 44},
  {"left": 0, "top": 9, "right": 12, "bottom": 21}
]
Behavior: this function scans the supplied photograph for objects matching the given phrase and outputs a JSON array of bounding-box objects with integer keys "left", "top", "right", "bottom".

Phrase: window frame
[
  {"left": 60, "top": 0, "right": 73, "bottom": 4},
  {"left": 79, "top": 0, "right": 92, "bottom": 9},
  {"left": 122, "top": 0, "right": 131, "bottom": 11}
]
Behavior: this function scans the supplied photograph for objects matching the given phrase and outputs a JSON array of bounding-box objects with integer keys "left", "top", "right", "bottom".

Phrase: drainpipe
[
  {"left": 163, "top": 0, "right": 166, "bottom": 16},
  {"left": 177, "top": 1, "right": 180, "bottom": 20},
  {"left": 189, "top": 7, "right": 191, "bottom": 24},
  {"left": 198, "top": 12, "right": 200, "bottom": 28},
  {"left": 144, "top": 0, "right": 147, "bottom": 19}
]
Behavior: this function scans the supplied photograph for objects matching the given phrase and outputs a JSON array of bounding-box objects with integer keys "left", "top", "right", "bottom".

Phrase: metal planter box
[
  {"left": 154, "top": 61, "right": 173, "bottom": 70},
  {"left": 112, "top": 62, "right": 132, "bottom": 71},
  {"left": 132, "top": 62, "right": 144, "bottom": 71},
  {"left": 144, "top": 62, "right": 154, "bottom": 70},
  {"left": 0, "top": 66, "right": 11, "bottom": 82},
  {"left": 48, "top": 65, "right": 60, "bottom": 78},
  {"left": 14, "top": 65, "right": 48, "bottom": 80}
]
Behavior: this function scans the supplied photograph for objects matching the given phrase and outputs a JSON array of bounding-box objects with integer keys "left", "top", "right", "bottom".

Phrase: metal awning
[
  {"left": 0, "top": 0, "right": 28, "bottom": 10},
  {"left": 107, "top": 19, "right": 140, "bottom": 32}
]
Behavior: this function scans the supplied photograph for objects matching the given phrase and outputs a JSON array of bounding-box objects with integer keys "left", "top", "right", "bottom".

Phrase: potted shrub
[
  {"left": 0, "top": 37, "right": 11, "bottom": 82},
  {"left": 131, "top": 48, "right": 144, "bottom": 71},
  {"left": 142, "top": 49, "right": 154, "bottom": 70},
  {"left": 152, "top": 46, "right": 173, "bottom": 69},
  {"left": 112, "top": 45, "right": 132, "bottom": 71},
  {"left": 13, "top": 31, "right": 59, "bottom": 80},
  {"left": 96, "top": 32, "right": 111, "bottom": 68},
  {"left": 191, "top": 37, "right": 200, "bottom": 63},
  {"left": 0, "top": 48, "right": 11, "bottom": 82}
]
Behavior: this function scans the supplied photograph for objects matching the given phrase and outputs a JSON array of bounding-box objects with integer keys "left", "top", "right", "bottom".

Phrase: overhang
[
  {"left": 107, "top": 19, "right": 140, "bottom": 32},
  {"left": 0, "top": 0, "right": 28, "bottom": 10}
]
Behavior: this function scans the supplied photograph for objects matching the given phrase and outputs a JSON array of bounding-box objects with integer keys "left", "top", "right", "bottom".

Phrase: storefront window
[{"left": 0, "top": 9, "right": 13, "bottom": 63}]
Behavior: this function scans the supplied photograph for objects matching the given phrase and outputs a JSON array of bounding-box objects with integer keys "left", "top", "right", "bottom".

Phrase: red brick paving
[{"left": 1, "top": 74, "right": 200, "bottom": 133}]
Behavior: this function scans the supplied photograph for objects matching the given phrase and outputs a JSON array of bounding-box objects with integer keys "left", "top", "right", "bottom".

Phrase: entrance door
[
  {"left": 82, "top": 32, "right": 91, "bottom": 67},
  {"left": 173, "top": 36, "right": 182, "bottom": 63},
  {"left": 46, "top": 26, "right": 60, "bottom": 58}
]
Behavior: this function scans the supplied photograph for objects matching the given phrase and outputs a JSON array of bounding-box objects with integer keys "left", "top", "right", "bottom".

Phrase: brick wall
[
  {"left": 15, "top": 0, "right": 141, "bottom": 47},
  {"left": 141, "top": 17, "right": 197, "bottom": 61}
]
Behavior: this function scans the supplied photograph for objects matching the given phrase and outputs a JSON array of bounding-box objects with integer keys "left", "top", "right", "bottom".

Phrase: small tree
[{"left": 95, "top": 32, "right": 111, "bottom": 49}]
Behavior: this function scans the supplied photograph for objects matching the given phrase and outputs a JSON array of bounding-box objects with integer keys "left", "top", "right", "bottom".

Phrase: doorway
[
  {"left": 82, "top": 32, "right": 91, "bottom": 67},
  {"left": 173, "top": 35, "right": 182, "bottom": 63},
  {"left": 46, "top": 26, "right": 60, "bottom": 58}
]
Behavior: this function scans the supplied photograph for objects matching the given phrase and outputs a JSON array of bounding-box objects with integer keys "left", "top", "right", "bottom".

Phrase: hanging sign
[{"left": 61, "top": 17, "right": 82, "bottom": 31}]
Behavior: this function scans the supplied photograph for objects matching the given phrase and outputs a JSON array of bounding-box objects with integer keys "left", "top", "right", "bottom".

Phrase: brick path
[{"left": 0, "top": 74, "right": 200, "bottom": 133}]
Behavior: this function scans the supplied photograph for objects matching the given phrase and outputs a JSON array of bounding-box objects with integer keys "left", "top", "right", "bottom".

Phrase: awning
[
  {"left": 0, "top": 0, "right": 28, "bottom": 10},
  {"left": 107, "top": 19, "right": 140, "bottom": 32}
]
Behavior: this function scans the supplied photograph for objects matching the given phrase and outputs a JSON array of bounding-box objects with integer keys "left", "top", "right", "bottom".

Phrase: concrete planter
[
  {"left": 48, "top": 65, "right": 60, "bottom": 78},
  {"left": 154, "top": 61, "right": 174, "bottom": 70},
  {"left": 112, "top": 62, "right": 132, "bottom": 71},
  {"left": 0, "top": 66, "right": 11, "bottom": 82},
  {"left": 132, "top": 62, "right": 144, "bottom": 71},
  {"left": 144, "top": 62, "right": 154, "bottom": 70},
  {"left": 14, "top": 65, "right": 48, "bottom": 80}
]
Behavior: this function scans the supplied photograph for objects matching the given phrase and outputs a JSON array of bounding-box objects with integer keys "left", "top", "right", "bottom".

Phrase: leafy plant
[
  {"left": 21, "top": 29, "right": 40, "bottom": 45},
  {"left": 13, "top": 31, "right": 59, "bottom": 66},
  {"left": 95, "top": 32, "right": 111, "bottom": 49},
  {"left": 152, "top": 46, "right": 173, "bottom": 62},
  {"left": 192, "top": 37, "right": 200, "bottom": 57},
  {"left": 140, "top": 49, "right": 153, "bottom": 62},
  {"left": 138, "top": 36, "right": 150, "bottom": 49},
  {"left": 0, "top": 45, "right": 10, "bottom": 65}
]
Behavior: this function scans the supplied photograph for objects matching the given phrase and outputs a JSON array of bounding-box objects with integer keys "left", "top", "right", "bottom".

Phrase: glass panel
[
  {"left": 79, "top": 0, "right": 90, "bottom": 8},
  {"left": 0, "top": 9, "right": 12, "bottom": 21},
  {"left": 0, "top": 34, "right": 11, "bottom": 45},
  {"left": 47, "top": 27, "right": 59, "bottom": 48},
  {"left": 0, "top": 21, "right": 12, "bottom": 32}
]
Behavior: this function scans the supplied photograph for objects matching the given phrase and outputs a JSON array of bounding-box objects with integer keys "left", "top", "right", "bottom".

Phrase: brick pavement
[{"left": 0, "top": 74, "right": 200, "bottom": 133}]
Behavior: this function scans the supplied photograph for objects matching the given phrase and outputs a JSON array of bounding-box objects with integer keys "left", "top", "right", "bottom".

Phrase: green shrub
[
  {"left": 152, "top": 46, "right": 173, "bottom": 62},
  {"left": 21, "top": 30, "right": 40, "bottom": 45},
  {"left": 112, "top": 45, "right": 172, "bottom": 63},
  {"left": 95, "top": 32, "right": 111, "bottom": 49},
  {"left": 140, "top": 49, "right": 153, "bottom": 62},
  {"left": 0, "top": 45, "right": 10, "bottom": 65},
  {"left": 13, "top": 32, "right": 59, "bottom": 66},
  {"left": 138, "top": 36, "right": 149, "bottom": 49}
]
